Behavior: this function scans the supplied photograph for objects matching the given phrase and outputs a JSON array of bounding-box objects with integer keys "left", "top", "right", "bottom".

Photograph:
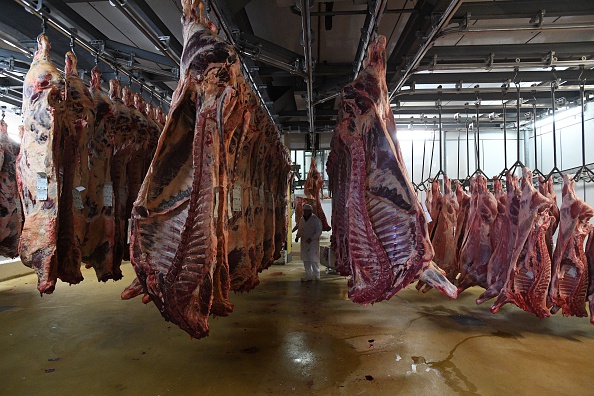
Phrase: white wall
[{"left": 399, "top": 102, "right": 594, "bottom": 210}]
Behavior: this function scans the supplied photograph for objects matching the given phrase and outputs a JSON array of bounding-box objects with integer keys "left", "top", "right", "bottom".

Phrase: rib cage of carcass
[
  {"left": 129, "top": 0, "right": 291, "bottom": 339},
  {"left": 326, "top": 36, "right": 457, "bottom": 304}
]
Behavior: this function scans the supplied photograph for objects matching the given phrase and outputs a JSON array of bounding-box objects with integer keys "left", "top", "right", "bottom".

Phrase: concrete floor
[{"left": 2, "top": 251, "right": 594, "bottom": 396}]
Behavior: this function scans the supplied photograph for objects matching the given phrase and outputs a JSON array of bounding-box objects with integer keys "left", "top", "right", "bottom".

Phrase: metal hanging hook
[
  {"left": 69, "top": 36, "right": 75, "bottom": 54},
  {"left": 41, "top": 17, "right": 47, "bottom": 35}
]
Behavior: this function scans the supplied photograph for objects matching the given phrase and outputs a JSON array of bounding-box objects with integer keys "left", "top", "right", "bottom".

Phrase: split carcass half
[{"left": 327, "top": 36, "right": 456, "bottom": 304}]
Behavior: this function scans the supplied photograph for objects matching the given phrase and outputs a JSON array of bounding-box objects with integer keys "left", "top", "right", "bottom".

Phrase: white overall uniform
[{"left": 297, "top": 213, "right": 323, "bottom": 280}]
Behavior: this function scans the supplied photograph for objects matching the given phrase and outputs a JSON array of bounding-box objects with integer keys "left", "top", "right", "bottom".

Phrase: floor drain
[{"left": 449, "top": 314, "right": 487, "bottom": 326}]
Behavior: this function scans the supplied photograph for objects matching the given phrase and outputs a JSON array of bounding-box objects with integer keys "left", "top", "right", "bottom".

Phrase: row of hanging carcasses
[
  {"left": 3, "top": 33, "right": 164, "bottom": 294},
  {"left": 424, "top": 169, "right": 594, "bottom": 323}
]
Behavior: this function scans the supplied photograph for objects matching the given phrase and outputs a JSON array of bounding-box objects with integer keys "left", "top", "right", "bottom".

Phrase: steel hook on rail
[
  {"left": 507, "top": 81, "right": 527, "bottom": 177},
  {"left": 69, "top": 36, "right": 75, "bottom": 56},
  {"left": 498, "top": 99, "right": 509, "bottom": 178},
  {"left": 544, "top": 74, "right": 564, "bottom": 183},
  {"left": 572, "top": 72, "right": 594, "bottom": 185}
]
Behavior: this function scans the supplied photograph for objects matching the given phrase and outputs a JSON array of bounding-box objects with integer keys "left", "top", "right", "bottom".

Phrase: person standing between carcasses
[{"left": 295, "top": 204, "right": 323, "bottom": 281}]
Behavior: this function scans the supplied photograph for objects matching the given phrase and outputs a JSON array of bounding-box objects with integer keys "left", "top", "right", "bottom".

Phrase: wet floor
[{"left": 1, "top": 259, "right": 594, "bottom": 396}]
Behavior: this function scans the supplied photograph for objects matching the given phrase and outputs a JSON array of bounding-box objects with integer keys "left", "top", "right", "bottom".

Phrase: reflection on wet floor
[{"left": 1, "top": 260, "right": 594, "bottom": 395}]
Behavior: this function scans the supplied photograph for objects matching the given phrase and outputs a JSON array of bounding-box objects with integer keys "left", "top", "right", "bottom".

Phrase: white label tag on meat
[
  {"left": 127, "top": 218, "right": 132, "bottom": 244},
  {"left": 213, "top": 187, "right": 219, "bottom": 218},
  {"left": 103, "top": 183, "right": 114, "bottom": 207},
  {"left": 232, "top": 184, "right": 242, "bottom": 212},
  {"left": 73, "top": 186, "right": 85, "bottom": 210},
  {"left": 421, "top": 200, "right": 432, "bottom": 223},
  {"left": 36, "top": 172, "right": 48, "bottom": 201}
]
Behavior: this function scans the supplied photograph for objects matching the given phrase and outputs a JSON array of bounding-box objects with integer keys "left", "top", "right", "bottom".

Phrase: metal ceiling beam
[
  {"left": 278, "top": 109, "right": 339, "bottom": 118},
  {"left": 299, "top": 0, "right": 315, "bottom": 135},
  {"left": 110, "top": 0, "right": 180, "bottom": 67},
  {"left": 395, "top": 91, "right": 581, "bottom": 102},
  {"left": 426, "top": 42, "right": 594, "bottom": 60},
  {"left": 235, "top": 32, "right": 303, "bottom": 64},
  {"left": 236, "top": 47, "right": 305, "bottom": 78},
  {"left": 440, "top": 22, "right": 594, "bottom": 38},
  {"left": 0, "top": 92, "right": 22, "bottom": 107},
  {"left": 417, "top": 59, "right": 594, "bottom": 72},
  {"left": 38, "top": 0, "right": 175, "bottom": 96},
  {"left": 257, "top": 63, "right": 353, "bottom": 78},
  {"left": 395, "top": 85, "right": 594, "bottom": 98},
  {"left": 392, "top": 103, "right": 552, "bottom": 113},
  {"left": 125, "top": 0, "right": 183, "bottom": 55},
  {"left": 104, "top": 39, "right": 177, "bottom": 68},
  {"left": 290, "top": 5, "right": 415, "bottom": 17},
  {"left": 352, "top": 0, "right": 388, "bottom": 77},
  {"left": 45, "top": 0, "right": 108, "bottom": 41},
  {"left": 14, "top": 0, "right": 170, "bottom": 104},
  {"left": 456, "top": 0, "right": 594, "bottom": 19},
  {"left": 388, "top": 0, "right": 464, "bottom": 99},
  {"left": 406, "top": 70, "right": 594, "bottom": 85},
  {"left": 0, "top": 48, "right": 32, "bottom": 64}
]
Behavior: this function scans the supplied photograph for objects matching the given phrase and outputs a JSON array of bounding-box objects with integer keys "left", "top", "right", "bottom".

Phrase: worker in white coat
[{"left": 295, "top": 204, "right": 323, "bottom": 281}]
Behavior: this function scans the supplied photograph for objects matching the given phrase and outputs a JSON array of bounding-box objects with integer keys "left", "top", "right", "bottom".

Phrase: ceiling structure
[{"left": 1, "top": 0, "right": 593, "bottom": 146}]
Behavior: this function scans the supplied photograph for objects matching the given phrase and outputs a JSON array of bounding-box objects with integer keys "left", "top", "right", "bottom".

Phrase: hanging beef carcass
[
  {"left": 109, "top": 78, "right": 134, "bottom": 277},
  {"left": 491, "top": 168, "right": 554, "bottom": 318},
  {"left": 298, "top": 157, "right": 331, "bottom": 231},
  {"left": 327, "top": 137, "right": 350, "bottom": 276},
  {"left": 548, "top": 175, "right": 593, "bottom": 317},
  {"left": 457, "top": 174, "right": 498, "bottom": 293},
  {"left": 538, "top": 175, "right": 560, "bottom": 258},
  {"left": 17, "top": 35, "right": 64, "bottom": 294},
  {"left": 0, "top": 119, "right": 22, "bottom": 257},
  {"left": 476, "top": 173, "right": 520, "bottom": 305},
  {"left": 326, "top": 36, "right": 456, "bottom": 304},
  {"left": 256, "top": 125, "right": 279, "bottom": 272},
  {"left": 585, "top": 229, "right": 594, "bottom": 324},
  {"left": 227, "top": 93, "right": 260, "bottom": 292},
  {"left": 453, "top": 180, "right": 471, "bottom": 270},
  {"left": 82, "top": 67, "right": 118, "bottom": 281},
  {"left": 429, "top": 176, "right": 459, "bottom": 281},
  {"left": 273, "top": 144, "right": 292, "bottom": 262},
  {"left": 56, "top": 51, "right": 94, "bottom": 285},
  {"left": 129, "top": 1, "right": 289, "bottom": 338},
  {"left": 121, "top": 89, "right": 149, "bottom": 261},
  {"left": 426, "top": 180, "right": 443, "bottom": 239},
  {"left": 144, "top": 101, "right": 162, "bottom": 175}
]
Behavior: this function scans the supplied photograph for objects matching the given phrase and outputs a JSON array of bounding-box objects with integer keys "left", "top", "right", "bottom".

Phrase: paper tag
[
  {"left": 127, "top": 218, "right": 132, "bottom": 244},
  {"left": 103, "top": 183, "right": 114, "bottom": 207},
  {"left": 232, "top": 184, "right": 242, "bottom": 212},
  {"left": 213, "top": 187, "right": 219, "bottom": 218},
  {"left": 421, "top": 200, "right": 432, "bottom": 223},
  {"left": 36, "top": 172, "right": 48, "bottom": 201},
  {"left": 259, "top": 188, "right": 264, "bottom": 206},
  {"left": 73, "top": 186, "right": 85, "bottom": 210}
]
